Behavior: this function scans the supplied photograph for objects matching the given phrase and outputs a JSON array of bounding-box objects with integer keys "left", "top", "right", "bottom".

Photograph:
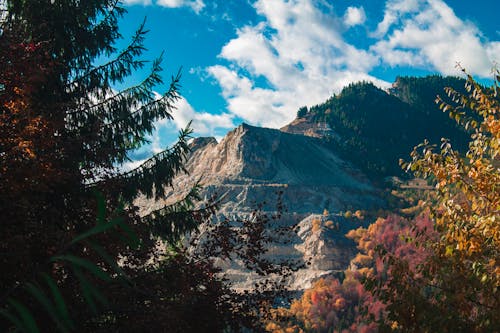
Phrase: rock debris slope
[
  {"left": 153, "top": 123, "right": 381, "bottom": 213},
  {"left": 138, "top": 123, "right": 384, "bottom": 290}
]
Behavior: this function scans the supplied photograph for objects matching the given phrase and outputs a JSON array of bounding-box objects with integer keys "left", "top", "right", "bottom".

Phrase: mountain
[
  {"left": 282, "top": 75, "right": 470, "bottom": 179},
  {"left": 137, "top": 123, "right": 383, "bottom": 290},
  {"left": 138, "top": 75, "right": 471, "bottom": 291},
  {"left": 143, "top": 123, "right": 383, "bottom": 217}
]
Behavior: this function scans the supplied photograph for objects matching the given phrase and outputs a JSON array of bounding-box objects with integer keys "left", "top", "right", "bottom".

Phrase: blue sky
[{"left": 118, "top": 0, "right": 499, "bottom": 163}]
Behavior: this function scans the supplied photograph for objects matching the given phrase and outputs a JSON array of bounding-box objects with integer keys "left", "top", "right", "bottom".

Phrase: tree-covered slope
[
  {"left": 282, "top": 76, "right": 471, "bottom": 179},
  {"left": 389, "top": 75, "right": 470, "bottom": 146}
]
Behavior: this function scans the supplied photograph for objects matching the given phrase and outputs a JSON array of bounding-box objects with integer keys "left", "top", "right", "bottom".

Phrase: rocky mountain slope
[
  {"left": 141, "top": 123, "right": 383, "bottom": 217},
  {"left": 138, "top": 75, "right": 467, "bottom": 291},
  {"left": 138, "top": 123, "right": 382, "bottom": 290}
]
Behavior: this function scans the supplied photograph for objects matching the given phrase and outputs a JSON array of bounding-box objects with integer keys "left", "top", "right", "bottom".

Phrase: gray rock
[{"left": 137, "top": 122, "right": 384, "bottom": 290}]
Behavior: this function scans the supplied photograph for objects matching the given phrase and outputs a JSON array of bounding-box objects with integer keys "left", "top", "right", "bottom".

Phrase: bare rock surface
[{"left": 137, "top": 123, "right": 383, "bottom": 290}]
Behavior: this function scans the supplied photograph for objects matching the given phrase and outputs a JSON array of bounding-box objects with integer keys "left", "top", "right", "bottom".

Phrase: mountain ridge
[
  {"left": 138, "top": 74, "right": 470, "bottom": 291},
  {"left": 281, "top": 75, "right": 470, "bottom": 179},
  {"left": 137, "top": 122, "right": 382, "bottom": 290}
]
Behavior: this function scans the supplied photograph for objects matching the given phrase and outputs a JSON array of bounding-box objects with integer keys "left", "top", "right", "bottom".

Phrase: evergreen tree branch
[
  {"left": 89, "top": 0, "right": 124, "bottom": 58},
  {"left": 73, "top": 67, "right": 181, "bottom": 168},
  {"left": 144, "top": 183, "right": 219, "bottom": 242},
  {"left": 70, "top": 54, "right": 164, "bottom": 119},
  {"left": 87, "top": 122, "right": 193, "bottom": 200},
  {"left": 67, "top": 18, "right": 148, "bottom": 95}
]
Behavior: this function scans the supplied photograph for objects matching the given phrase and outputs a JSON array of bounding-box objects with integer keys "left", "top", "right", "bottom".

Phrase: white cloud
[
  {"left": 156, "top": 0, "right": 205, "bottom": 13},
  {"left": 127, "top": 0, "right": 499, "bottom": 135},
  {"left": 344, "top": 6, "right": 366, "bottom": 27},
  {"left": 207, "top": 0, "right": 387, "bottom": 128},
  {"left": 123, "top": 0, "right": 204, "bottom": 13},
  {"left": 121, "top": 159, "right": 147, "bottom": 172},
  {"left": 170, "top": 97, "right": 234, "bottom": 136},
  {"left": 122, "top": 0, "right": 153, "bottom": 5},
  {"left": 372, "top": 0, "right": 420, "bottom": 37},
  {"left": 371, "top": 0, "right": 498, "bottom": 76},
  {"left": 150, "top": 96, "right": 234, "bottom": 153}
]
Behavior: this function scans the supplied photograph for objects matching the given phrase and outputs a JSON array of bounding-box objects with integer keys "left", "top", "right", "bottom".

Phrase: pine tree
[
  {"left": 1, "top": 2, "right": 300, "bottom": 331},
  {"left": 0, "top": 0, "right": 213, "bottom": 330}
]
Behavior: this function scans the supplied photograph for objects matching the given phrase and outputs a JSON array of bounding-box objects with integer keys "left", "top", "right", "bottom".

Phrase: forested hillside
[
  {"left": 269, "top": 70, "right": 500, "bottom": 333},
  {"left": 284, "top": 76, "right": 471, "bottom": 179}
]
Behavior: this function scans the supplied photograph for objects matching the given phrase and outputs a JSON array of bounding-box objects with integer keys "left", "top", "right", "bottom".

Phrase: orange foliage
[
  {"left": 267, "top": 274, "right": 378, "bottom": 333},
  {"left": 311, "top": 217, "right": 322, "bottom": 233}
]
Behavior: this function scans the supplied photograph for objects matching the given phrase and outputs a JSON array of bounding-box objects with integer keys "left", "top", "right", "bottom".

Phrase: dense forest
[
  {"left": 299, "top": 76, "right": 471, "bottom": 179},
  {"left": 1, "top": 1, "right": 499, "bottom": 332}
]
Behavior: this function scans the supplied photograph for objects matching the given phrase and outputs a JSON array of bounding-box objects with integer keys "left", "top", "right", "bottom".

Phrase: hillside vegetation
[
  {"left": 268, "top": 69, "right": 500, "bottom": 333},
  {"left": 291, "top": 76, "right": 471, "bottom": 178},
  {"left": 1, "top": 1, "right": 498, "bottom": 332}
]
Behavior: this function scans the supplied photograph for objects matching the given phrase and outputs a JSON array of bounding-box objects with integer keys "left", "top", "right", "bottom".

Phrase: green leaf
[
  {"left": 8, "top": 298, "right": 39, "bottom": 333},
  {"left": 25, "top": 282, "right": 69, "bottom": 333},
  {"left": 70, "top": 217, "right": 123, "bottom": 245},
  {"left": 73, "top": 267, "right": 97, "bottom": 315},
  {"left": 52, "top": 255, "right": 111, "bottom": 282},
  {"left": 0, "top": 308, "right": 24, "bottom": 332},
  {"left": 41, "top": 273, "right": 74, "bottom": 330}
]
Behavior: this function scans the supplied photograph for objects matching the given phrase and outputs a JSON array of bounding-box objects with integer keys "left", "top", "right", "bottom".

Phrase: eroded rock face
[
  {"left": 140, "top": 123, "right": 381, "bottom": 213},
  {"left": 137, "top": 123, "right": 383, "bottom": 290},
  {"left": 280, "top": 113, "right": 338, "bottom": 140},
  {"left": 192, "top": 213, "right": 363, "bottom": 292}
]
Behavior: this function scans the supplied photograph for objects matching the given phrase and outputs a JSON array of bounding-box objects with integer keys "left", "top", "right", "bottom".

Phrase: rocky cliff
[
  {"left": 142, "top": 123, "right": 382, "bottom": 214},
  {"left": 138, "top": 122, "right": 384, "bottom": 290},
  {"left": 137, "top": 75, "right": 469, "bottom": 291}
]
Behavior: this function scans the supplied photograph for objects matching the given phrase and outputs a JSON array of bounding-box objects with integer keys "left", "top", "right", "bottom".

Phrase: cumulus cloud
[
  {"left": 156, "top": 0, "right": 204, "bottom": 13},
  {"left": 125, "top": 0, "right": 499, "bottom": 134},
  {"left": 150, "top": 96, "right": 234, "bottom": 153},
  {"left": 121, "top": 159, "right": 147, "bottom": 172},
  {"left": 170, "top": 97, "right": 234, "bottom": 136},
  {"left": 344, "top": 6, "right": 366, "bottom": 27},
  {"left": 122, "top": 0, "right": 153, "bottom": 5},
  {"left": 122, "top": 0, "right": 204, "bottom": 13},
  {"left": 207, "top": 0, "right": 387, "bottom": 128},
  {"left": 371, "top": 0, "right": 498, "bottom": 76},
  {"left": 372, "top": 0, "right": 420, "bottom": 37}
]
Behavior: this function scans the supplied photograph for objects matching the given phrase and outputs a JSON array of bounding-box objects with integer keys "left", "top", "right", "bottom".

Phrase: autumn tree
[
  {"left": 266, "top": 213, "right": 435, "bottom": 333},
  {"left": 366, "top": 69, "right": 500, "bottom": 332},
  {"left": 267, "top": 70, "right": 499, "bottom": 333}
]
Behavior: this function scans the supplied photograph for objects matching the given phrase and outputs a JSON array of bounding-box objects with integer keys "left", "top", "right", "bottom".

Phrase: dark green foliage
[
  {"left": 0, "top": 1, "right": 219, "bottom": 331},
  {"left": 389, "top": 75, "right": 471, "bottom": 148},
  {"left": 297, "top": 106, "right": 308, "bottom": 118},
  {"left": 0, "top": 195, "right": 138, "bottom": 333},
  {"left": 1, "top": 2, "right": 300, "bottom": 332},
  {"left": 303, "top": 76, "right": 471, "bottom": 179}
]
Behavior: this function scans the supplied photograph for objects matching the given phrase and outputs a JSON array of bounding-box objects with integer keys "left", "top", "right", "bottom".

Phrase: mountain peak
[
  {"left": 157, "top": 122, "right": 382, "bottom": 215},
  {"left": 281, "top": 75, "right": 470, "bottom": 178},
  {"left": 189, "top": 136, "right": 217, "bottom": 151}
]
